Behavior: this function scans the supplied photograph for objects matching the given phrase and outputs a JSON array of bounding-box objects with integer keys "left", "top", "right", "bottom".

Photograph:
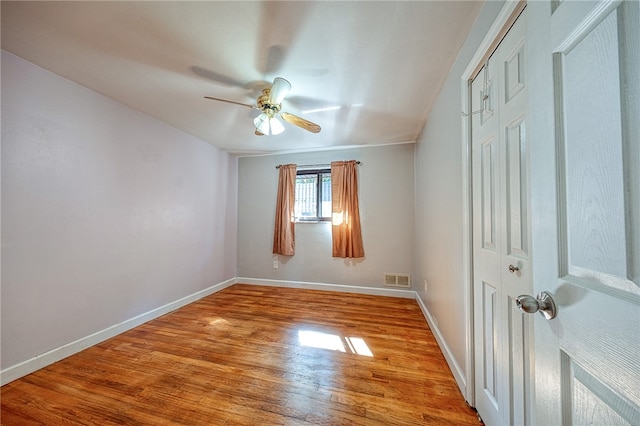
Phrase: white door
[
  {"left": 471, "top": 10, "right": 530, "bottom": 426},
  {"left": 528, "top": 0, "right": 640, "bottom": 424}
]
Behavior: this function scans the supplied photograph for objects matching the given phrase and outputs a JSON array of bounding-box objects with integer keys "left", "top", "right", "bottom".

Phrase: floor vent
[{"left": 383, "top": 273, "right": 411, "bottom": 289}]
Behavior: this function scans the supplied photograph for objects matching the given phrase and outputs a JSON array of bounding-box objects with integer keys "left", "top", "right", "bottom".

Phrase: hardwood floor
[{"left": 1, "top": 284, "right": 480, "bottom": 425}]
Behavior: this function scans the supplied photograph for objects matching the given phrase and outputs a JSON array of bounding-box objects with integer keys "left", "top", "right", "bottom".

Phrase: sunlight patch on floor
[
  {"left": 205, "top": 317, "right": 230, "bottom": 326},
  {"left": 345, "top": 336, "right": 373, "bottom": 357},
  {"left": 297, "top": 330, "right": 373, "bottom": 356}
]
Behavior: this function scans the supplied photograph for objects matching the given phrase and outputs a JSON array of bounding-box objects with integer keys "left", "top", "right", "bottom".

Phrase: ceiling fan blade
[
  {"left": 255, "top": 130, "right": 265, "bottom": 136},
  {"left": 281, "top": 112, "right": 321, "bottom": 133},
  {"left": 204, "top": 96, "right": 257, "bottom": 109},
  {"left": 192, "top": 66, "right": 245, "bottom": 88},
  {"left": 268, "top": 77, "right": 291, "bottom": 105}
]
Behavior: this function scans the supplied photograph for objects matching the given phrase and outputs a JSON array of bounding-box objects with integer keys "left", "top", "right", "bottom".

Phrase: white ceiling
[{"left": 1, "top": 1, "right": 482, "bottom": 155}]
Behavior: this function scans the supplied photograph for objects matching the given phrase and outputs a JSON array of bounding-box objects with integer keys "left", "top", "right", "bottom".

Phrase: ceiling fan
[{"left": 205, "top": 77, "right": 321, "bottom": 136}]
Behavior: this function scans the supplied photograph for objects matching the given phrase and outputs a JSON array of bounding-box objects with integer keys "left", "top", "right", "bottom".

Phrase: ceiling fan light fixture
[
  {"left": 253, "top": 113, "right": 285, "bottom": 136},
  {"left": 254, "top": 113, "right": 270, "bottom": 134},
  {"left": 270, "top": 116, "right": 285, "bottom": 135},
  {"left": 268, "top": 77, "right": 291, "bottom": 105}
]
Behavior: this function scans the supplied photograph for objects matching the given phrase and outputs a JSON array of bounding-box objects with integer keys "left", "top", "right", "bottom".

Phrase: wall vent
[{"left": 383, "top": 273, "right": 411, "bottom": 289}]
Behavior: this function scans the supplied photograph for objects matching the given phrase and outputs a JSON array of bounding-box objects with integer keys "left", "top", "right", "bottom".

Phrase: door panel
[
  {"left": 561, "top": 6, "right": 625, "bottom": 280},
  {"left": 528, "top": 0, "right": 640, "bottom": 424},
  {"left": 505, "top": 44, "right": 526, "bottom": 103},
  {"left": 557, "top": 2, "right": 637, "bottom": 294},
  {"left": 482, "top": 137, "right": 498, "bottom": 252},
  {"left": 562, "top": 351, "right": 640, "bottom": 425},
  {"left": 482, "top": 281, "right": 499, "bottom": 406},
  {"left": 505, "top": 117, "right": 528, "bottom": 259}
]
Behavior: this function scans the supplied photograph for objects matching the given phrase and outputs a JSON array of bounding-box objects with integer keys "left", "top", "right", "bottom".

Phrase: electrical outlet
[
  {"left": 424, "top": 279, "right": 428, "bottom": 292},
  {"left": 273, "top": 260, "right": 279, "bottom": 269}
]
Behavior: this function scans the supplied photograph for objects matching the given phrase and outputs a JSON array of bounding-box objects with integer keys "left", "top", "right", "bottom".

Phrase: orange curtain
[
  {"left": 273, "top": 164, "right": 297, "bottom": 256},
  {"left": 331, "top": 161, "right": 364, "bottom": 258}
]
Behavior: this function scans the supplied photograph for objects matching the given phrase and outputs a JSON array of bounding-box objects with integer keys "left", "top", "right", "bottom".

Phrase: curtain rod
[{"left": 276, "top": 161, "right": 361, "bottom": 169}]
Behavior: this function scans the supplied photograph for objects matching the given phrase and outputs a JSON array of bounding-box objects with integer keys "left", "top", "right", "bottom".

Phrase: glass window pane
[
  {"left": 321, "top": 173, "right": 332, "bottom": 218},
  {"left": 295, "top": 174, "right": 317, "bottom": 219}
]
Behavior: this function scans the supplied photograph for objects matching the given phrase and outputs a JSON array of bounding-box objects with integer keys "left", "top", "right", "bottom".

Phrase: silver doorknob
[{"left": 516, "top": 291, "right": 557, "bottom": 320}]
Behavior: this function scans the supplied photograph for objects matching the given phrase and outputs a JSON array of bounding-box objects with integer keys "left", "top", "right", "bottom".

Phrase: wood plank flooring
[{"left": 1, "top": 284, "right": 480, "bottom": 425}]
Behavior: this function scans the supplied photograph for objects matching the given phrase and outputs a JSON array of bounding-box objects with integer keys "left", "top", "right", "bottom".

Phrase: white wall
[
  {"left": 1, "top": 51, "right": 238, "bottom": 371},
  {"left": 237, "top": 143, "right": 414, "bottom": 287},
  {"left": 413, "top": 1, "right": 505, "bottom": 395}
]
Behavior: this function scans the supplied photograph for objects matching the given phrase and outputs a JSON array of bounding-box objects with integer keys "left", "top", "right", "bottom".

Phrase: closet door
[{"left": 472, "top": 10, "right": 530, "bottom": 426}]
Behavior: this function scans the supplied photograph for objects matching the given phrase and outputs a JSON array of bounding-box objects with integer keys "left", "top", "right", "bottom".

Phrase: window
[{"left": 295, "top": 169, "right": 331, "bottom": 221}]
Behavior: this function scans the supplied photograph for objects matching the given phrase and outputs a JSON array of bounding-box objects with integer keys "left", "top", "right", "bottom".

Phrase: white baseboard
[
  {"left": 0, "top": 278, "right": 236, "bottom": 386},
  {"left": 236, "top": 277, "right": 416, "bottom": 298},
  {"left": 414, "top": 294, "right": 468, "bottom": 396}
]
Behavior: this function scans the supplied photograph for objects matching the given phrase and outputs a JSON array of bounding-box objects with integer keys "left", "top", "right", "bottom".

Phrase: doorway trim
[{"left": 459, "top": 0, "right": 526, "bottom": 405}]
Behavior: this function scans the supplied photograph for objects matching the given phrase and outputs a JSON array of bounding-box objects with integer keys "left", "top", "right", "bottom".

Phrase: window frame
[{"left": 295, "top": 168, "right": 332, "bottom": 222}]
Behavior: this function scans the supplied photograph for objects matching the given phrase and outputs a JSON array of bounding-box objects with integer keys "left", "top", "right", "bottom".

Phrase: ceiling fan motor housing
[{"left": 257, "top": 89, "right": 281, "bottom": 117}]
